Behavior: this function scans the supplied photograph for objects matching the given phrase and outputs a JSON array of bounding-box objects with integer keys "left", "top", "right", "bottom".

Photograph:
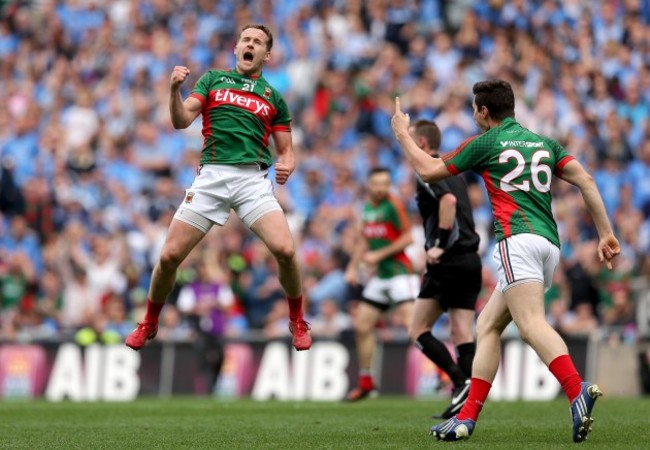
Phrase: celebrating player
[
  {"left": 408, "top": 119, "right": 481, "bottom": 420},
  {"left": 392, "top": 80, "right": 620, "bottom": 442},
  {"left": 344, "top": 167, "right": 419, "bottom": 401},
  {"left": 125, "top": 24, "right": 311, "bottom": 352}
]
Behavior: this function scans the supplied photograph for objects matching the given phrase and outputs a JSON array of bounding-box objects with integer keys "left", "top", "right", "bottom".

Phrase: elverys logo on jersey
[
  {"left": 363, "top": 223, "right": 389, "bottom": 238},
  {"left": 214, "top": 89, "right": 272, "bottom": 117}
]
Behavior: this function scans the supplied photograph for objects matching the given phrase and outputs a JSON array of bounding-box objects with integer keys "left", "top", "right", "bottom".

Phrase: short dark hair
[
  {"left": 472, "top": 79, "right": 515, "bottom": 121},
  {"left": 240, "top": 24, "right": 274, "bottom": 51},
  {"left": 412, "top": 119, "right": 441, "bottom": 150},
  {"left": 368, "top": 167, "right": 390, "bottom": 178}
]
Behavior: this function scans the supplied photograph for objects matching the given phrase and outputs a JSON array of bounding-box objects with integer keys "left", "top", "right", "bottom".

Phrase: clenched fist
[
  {"left": 274, "top": 162, "right": 293, "bottom": 185},
  {"left": 171, "top": 66, "right": 190, "bottom": 89}
]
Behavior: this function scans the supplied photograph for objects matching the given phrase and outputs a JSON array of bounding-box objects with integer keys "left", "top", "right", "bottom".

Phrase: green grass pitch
[{"left": 1, "top": 397, "right": 649, "bottom": 449}]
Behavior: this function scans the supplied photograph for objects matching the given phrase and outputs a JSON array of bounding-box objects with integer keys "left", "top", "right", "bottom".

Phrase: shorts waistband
[{"left": 201, "top": 163, "right": 269, "bottom": 171}]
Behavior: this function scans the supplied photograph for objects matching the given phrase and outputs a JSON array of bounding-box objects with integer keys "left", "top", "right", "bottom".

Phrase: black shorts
[{"left": 418, "top": 252, "right": 482, "bottom": 311}]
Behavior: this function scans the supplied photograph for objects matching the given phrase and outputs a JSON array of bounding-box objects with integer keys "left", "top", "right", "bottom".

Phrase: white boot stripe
[
  {"left": 576, "top": 397, "right": 584, "bottom": 417},
  {"left": 442, "top": 420, "right": 456, "bottom": 433}
]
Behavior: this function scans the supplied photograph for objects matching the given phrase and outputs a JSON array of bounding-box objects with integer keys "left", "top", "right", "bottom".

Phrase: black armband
[{"left": 433, "top": 228, "right": 453, "bottom": 249}]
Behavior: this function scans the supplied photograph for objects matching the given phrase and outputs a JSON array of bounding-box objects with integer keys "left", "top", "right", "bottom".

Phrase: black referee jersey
[{"left": 415, "top": 169, "right": 480, "bottom": 260}]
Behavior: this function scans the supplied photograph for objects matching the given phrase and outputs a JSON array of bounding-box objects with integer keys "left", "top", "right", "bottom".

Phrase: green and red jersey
[
  {"left": 443, "top": 117, "right": 575, "bottom": 248},
  {"left": 362, "top": 194, "right": 414, "bottom": 279},
  {"left": 190, "top": 69, "right": 291, "bottom": 167}
]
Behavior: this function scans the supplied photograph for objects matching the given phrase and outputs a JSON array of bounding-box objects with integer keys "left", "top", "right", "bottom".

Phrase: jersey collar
[{"left": 232, "top": 69, "right": 261, "bottom": 79}]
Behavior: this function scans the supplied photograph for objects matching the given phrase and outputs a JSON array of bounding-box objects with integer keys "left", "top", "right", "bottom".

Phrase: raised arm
[
  {"left": 169, "top": 66, "right": 202, "bottom": 129},
  {"left": 558, "top": 159, "right": 621, "bottom": 269},
  {"left": 391, "top": 97, "right": 451, "bottom": 182},
  {"left": 271, "top": 130, "right": 295, "bottom": 185}
]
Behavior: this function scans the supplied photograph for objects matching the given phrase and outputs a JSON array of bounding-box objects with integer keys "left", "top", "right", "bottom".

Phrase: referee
[{"left": 407, "top": 119, "right": 482, "bottom": 419}]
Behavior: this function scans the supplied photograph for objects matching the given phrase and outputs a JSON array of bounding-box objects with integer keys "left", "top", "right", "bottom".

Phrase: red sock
[
  {"left": 457, "top": 377, "right": 492, "bottom": 421},
  {"left": 287, "top": 295, "right": 303, "bottom": 321},
  {"left": 359, "top": 374, "right": 374, "bottom": 391},
  {"left": 549, "top": 354, "right": 583, "bottom": 402},
  {"left": 144, "top": 299, "right": 165, "bottom": 324}
]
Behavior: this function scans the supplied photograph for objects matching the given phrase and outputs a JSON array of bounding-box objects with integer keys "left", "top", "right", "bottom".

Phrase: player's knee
[
  {"left": 450, "top": 326, "right": 472, "bottom": 345},
  {"left": 270, "top": 242, "right": 295, "bottom": 266},
  {"left": 159, "top": 248, "right": 184, "bottom": 272},
  {"left": 353, "top": 316, "right": 375, "bottom": 335},
  {"left": 475, "top": 315, "right": 495, "bottom": 340},
  {"left": 517, "top": 327, "right": 532, "bottom": 345}
]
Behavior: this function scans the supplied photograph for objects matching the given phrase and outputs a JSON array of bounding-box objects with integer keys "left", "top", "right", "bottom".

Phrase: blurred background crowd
[{"left": 0, "top": 0, "right": 649, "bottom": 351}]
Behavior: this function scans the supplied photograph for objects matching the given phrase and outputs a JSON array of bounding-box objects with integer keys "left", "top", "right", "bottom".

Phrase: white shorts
[
  {"left": 362, "top": 274, "right": 420, "bottom": 307},
  {"left": 493, "top": 233, "right": 560, "bottom": 293},
  {"left": 174, "top": 164, "right": 282, "bottom": 233}
]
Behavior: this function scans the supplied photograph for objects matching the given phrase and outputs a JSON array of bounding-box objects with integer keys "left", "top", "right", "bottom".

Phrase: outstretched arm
[
  {"left": 271, "top": 130, "right": 295, "bottom": 185},
  {"left": 391, "top": 97, "right": 451, "bottom": 182},
  {"left": 169, "top": 66, "right": 202, "bottom": 129},
  {"left": 559, "top": 159, "right": 621, "bottom": 269}
]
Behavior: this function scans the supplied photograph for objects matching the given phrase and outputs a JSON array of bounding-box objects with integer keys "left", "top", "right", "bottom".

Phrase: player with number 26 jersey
[
  {"left": 443, "top": 118, "right": 574, "bottom": 248},
  {"left": 392, "top": 79, "right": 620, "bottom": 443}
]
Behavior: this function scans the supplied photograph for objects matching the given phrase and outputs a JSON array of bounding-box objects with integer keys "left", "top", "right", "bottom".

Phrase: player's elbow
[
  {"left": 574, "top": 171, "right": 596, "bottom": 191},
  {"left": 418, "top": 166, "right": 439, "bottom": 183},
  {"left": 171, "top": 119, "right": 189, "bottom": 129},
  {"left": 581, "top": 172, "right": 595, "bottom": 186},
  {"left": 171, "top": 111, "right": 195, "bottom": 129},
  {"left": 419, "top": 161, "right": 448, "bottom": 183}
]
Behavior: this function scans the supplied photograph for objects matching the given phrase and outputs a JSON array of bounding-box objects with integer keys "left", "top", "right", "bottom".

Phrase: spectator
[
  {"left": 0, "top": 158, "right": 24, "bottom": 216},
  {"left": 177, "top": 256, "right": 237, "bottom": 394},
  {"left": 0, "top": 251, "right": 36, "bottom": 340},
  {"left": 157, "top": 304, "right": 195, "bottom": 342},
  {"left": 601, "top": 285, "right": 635, "bottom": 329},
  {"left": 0, "top": 215, "right": 43, "bottom": 275},
  {"left": 263, "top": 300, "right": 291, "bottom": 340},
  {"left": 310, "top": 298, "right": 352, "bottom": 338}
]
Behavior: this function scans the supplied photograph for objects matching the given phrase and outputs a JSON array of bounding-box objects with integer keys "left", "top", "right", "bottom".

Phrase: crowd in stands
[{"left": 1, "top": 0, "right": 649, "bottom": 348}]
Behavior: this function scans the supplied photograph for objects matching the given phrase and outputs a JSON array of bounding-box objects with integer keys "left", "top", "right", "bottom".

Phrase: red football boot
[
  {"left": 289, "top": 319, "right": 312, "bottom": 351},
  {"left": 125, "top": 321, "right": 158, "bottom": 350}
]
